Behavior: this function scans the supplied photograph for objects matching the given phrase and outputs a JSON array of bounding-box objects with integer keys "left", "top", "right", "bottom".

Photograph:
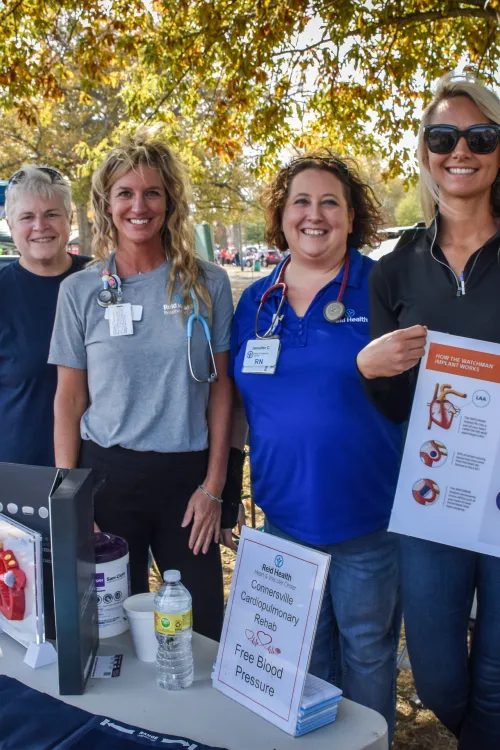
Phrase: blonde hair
[
  {"left": 5, "top": 165, "right": 72, "bottom": 221},
  {"left": 418, "top": 73, "right": 500, "bottom": 224},
  {"left": 91, "top": 131, "right": 210, "bottom": 312}
]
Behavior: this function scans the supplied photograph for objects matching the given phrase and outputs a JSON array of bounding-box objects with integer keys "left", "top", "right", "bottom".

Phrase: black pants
[{"left": 79, "top": 440, "right": 224, "bottom": 641}]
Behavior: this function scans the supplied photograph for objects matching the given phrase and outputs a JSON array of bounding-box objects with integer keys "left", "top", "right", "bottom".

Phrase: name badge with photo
[{"left": 242, "top": 338, "right": 281, "bottom": 375}]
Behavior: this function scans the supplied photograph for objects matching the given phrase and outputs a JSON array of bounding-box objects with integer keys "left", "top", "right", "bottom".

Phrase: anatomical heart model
[
  {"left": 0, "top": 515, "right": 43, "bottom": 647},
  {"left": 428, "top": 383, "right": 467, "bottom": 430},
  {"left": 0, "top": 547, "right": 27, "bottom": 619}
]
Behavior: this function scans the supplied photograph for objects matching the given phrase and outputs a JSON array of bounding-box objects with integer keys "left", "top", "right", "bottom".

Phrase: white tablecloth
[{"left": 0, "top": 631, "right": 388, "bottom": 750}]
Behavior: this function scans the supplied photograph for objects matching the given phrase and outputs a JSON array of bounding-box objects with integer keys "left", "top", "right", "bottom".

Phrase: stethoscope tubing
[
  {"left": 254, "top": 250, "right": 350, "bottom": 339},
  {"left": 186, "top": 289, "right": 218, "bottom": 383},
  {"left": 98, "top": 254, "right": 217, "bottom": 383}
]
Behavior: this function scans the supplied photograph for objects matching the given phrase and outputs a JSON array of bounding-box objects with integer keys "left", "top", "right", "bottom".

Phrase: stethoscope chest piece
[
  {"left": 97, "top": 262, "right": 123, "bottom": 308},
  {"left": 97, "top": 288, "right": 117, "bottom": 308},
  {"left": 323, "top": 301, "right": 345, "bottom": 323}
]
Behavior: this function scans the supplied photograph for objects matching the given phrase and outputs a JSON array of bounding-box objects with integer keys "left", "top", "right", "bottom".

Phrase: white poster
[
  {"left": 213, "top": 526, "right": 330, "bottom": 735},
  {"left": 389, "top": 330, "right": 500, "bottom": 557}
]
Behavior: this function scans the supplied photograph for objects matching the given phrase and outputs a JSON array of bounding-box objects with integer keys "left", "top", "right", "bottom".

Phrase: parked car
[
  {"left": 243, "top": 246, "right": 260, "bottom": 267},
  {"left": 381, "top": 225, "right": 415, "bottom": 240},
  {"left": 67, "top": 235, "right": 82, "bottom": 254},
  {"left": 369, "top": 222, "right": 424, "bottom": 261},
  {"left": 261, "top": 249, "right": 284, "bottom": 267},
  {"left": 0, "top": 181, "right": 7, "bottom": 219},
  {"left": 0, "top": 219, "right": 15, "bottom": 254}
]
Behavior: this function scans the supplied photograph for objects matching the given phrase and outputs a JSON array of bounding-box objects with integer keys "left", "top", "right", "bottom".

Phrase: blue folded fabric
[{"left": 0, "top": 675, "right": 227, "bottom": 750}]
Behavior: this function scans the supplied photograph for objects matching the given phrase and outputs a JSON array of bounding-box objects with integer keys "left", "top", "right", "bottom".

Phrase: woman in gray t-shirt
[{"left": 49, "top": 133, "right": 236, "bottom": 640}]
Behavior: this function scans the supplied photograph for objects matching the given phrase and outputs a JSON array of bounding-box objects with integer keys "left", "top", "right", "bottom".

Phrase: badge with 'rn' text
[{"left": 242, "top": 338, "right": 281, "bottom": 374}]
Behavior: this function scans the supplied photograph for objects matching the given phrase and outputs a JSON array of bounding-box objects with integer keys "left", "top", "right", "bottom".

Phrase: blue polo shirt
[{"left": 229, "top": 249, "right": 402, "bottom": 545}]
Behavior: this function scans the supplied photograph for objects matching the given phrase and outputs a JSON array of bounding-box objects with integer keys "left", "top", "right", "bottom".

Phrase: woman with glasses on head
[
  {"left": 49, "top": 132, "right": 240, "bottom": 640},
  {"left": 357, "top": 74, "right": 500, "bottom": 748},
  {"left": 229, "top": 151, "right": 403, "bottom": 740},
  {"left": 0, "top": 165, "right": 90, "bottom": 466}
]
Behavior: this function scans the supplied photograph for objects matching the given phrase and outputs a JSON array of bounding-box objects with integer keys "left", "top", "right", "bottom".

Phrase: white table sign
[
  {"left": 213, "top": 526, "right": 330, "bottom": 735},
  {"left": 389, "top": 330, "right": 500, "bottom": 557}
]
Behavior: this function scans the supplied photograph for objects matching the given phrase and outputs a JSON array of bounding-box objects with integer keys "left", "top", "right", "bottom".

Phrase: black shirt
[
  {"left": 361, "top": 221, "right": 500, "bottom": 423},
  {"left": 0, "top": 254, "right": 90, "bottom": 466}
]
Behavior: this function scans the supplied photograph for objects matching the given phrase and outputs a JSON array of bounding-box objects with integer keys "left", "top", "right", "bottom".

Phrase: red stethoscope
[{"left": 254, "top": 250, "right": 351, "bottom": 339}]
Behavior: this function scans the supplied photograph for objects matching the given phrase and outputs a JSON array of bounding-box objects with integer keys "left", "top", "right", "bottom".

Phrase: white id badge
[
  {"left": 108, "top": 303, "right": 134, "bottom": 336},
  {"left": 242, "top": 338, "right": 281, "bottom": 374},
  {"left": 105, "top": 304, "right": 142, "bottom": 321}
]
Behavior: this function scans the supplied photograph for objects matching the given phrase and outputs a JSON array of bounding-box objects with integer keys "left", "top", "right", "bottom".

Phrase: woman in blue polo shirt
[{"left": 229, "top": 153, "right": 402, "bottom": 738}]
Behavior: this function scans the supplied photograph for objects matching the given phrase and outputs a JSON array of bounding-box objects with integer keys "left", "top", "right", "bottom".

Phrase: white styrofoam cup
[{"left": 123, "top": 593, "right": 157, "bottom": 662}]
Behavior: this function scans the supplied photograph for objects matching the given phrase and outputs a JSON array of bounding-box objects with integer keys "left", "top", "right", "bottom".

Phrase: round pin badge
[{"left": 323, "top": 301, "right": 345, "bottom": 323}]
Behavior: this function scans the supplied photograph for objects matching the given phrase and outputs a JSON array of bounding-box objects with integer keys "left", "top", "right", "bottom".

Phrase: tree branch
[
  {"left": 273, "top": 6, "right": 497, "bottom": 57},
  {"left": 0, "top": 0, "right": 25, "bottom": 24},
  {"left": 371, "top": 7, "right": 497, "bottom": 30},
  {"left": 209, "top": 181, "right": 259, "bottom": 207}
]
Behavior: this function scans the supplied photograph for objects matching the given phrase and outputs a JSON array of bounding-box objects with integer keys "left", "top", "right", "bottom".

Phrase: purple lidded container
[{"left": 94, "top": 532, "right": 130, "bottom": 638}]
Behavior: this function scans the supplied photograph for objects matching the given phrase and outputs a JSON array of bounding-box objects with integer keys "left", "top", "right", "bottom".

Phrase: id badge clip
[{"left": 242, "top": 338, "right": 281, "bottom": 375}]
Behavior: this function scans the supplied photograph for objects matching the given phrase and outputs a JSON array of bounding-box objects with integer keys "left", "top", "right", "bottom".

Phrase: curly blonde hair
[
  {"left": 261, "top": 150, "right": 382, "bottom": 251},
  {"left": 91, "top": 131, "right": 210, "bottom": 312}
]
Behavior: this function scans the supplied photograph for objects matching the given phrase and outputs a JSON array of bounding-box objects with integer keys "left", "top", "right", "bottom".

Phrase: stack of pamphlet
[
  {"left": 295, "top": 673, "right": 343, "bottom": 736},
  {"left": 212, "top": 661, "right": 342, "bottom": 737}
]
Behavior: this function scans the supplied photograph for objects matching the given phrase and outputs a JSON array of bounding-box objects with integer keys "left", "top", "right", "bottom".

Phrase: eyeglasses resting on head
[{"left": 7, "top": 165, "right": 65, "bottom": 189}]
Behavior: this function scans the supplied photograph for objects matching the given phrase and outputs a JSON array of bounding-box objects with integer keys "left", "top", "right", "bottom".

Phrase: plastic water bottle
[{"left": 154, "top": 570, "right": 194, "bottom": 690}]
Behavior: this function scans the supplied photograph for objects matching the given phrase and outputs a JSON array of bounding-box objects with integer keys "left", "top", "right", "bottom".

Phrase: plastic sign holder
[
  {"left": 24, "top": 640, "right": 57, "bottom": 668},
  {"left": 0, "top": 514, "right": 57, "bottom": 668},
  {"left": 213, "top": 526, "right": 330, "bottom": 736}
]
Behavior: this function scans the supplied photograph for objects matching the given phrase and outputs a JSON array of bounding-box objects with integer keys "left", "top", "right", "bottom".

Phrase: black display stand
[{"left": 0, "top": 463, "right": 98, "bottom": 694}]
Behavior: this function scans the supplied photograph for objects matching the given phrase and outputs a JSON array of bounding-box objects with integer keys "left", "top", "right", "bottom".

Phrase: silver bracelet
[{"left": 198, "top": 484, "right": 223, "bottom": 504}]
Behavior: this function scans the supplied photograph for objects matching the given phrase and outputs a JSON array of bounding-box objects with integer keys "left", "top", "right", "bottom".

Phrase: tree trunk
[{"left": 75, "top": 203, "right": 92, "bottom": 257}]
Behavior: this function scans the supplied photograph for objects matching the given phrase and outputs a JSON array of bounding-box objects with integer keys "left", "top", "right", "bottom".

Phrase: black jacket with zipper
[{"left": 360, "top": 219, "right": 500, "bottom": 423}]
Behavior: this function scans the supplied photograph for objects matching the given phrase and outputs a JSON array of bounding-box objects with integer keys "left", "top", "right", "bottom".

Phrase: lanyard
[
  {"left": 97, "top": 252, "right": 123, "bottom": 307},
  {"left": 254, "top": 250, "right": 351, "bottom": 339},
  {"left": 97, "top": 253, "right": 217, "bottom": 383}
]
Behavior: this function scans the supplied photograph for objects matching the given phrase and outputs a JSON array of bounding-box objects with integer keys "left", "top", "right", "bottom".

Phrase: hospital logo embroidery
[
  {"left": 336, "top": 308, "right": 368, "bottom": 324},
  {"left": 163, "top": 294, "right": 193, "bottom": 316}
]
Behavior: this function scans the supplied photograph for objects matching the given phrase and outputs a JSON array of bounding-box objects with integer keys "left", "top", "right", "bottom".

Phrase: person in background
[
  {"left": 49, "top": 133, "right": 238, "bottom": 640},
  {"left": 229, "top": 152, "right": 402, "bottom": 740},
  {"left": 357, "top": 73, "right": 500, "bottom": 749},
  {"left": 0, "top": 165, "right": 89, "bottom": 466}
]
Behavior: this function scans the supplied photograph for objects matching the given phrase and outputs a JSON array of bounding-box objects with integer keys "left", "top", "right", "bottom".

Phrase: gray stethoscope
[{"left": 97, "top": 252, "right": 218, "bottom": 384}]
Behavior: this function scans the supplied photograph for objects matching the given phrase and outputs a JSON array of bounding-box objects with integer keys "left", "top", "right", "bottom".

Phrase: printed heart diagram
[{"left": 427, "top": 383, "right": 467, "bottom": 430}]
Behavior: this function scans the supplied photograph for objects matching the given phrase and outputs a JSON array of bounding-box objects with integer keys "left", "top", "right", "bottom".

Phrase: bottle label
[{"left": 154, "top": 609, "right": 192, "bottom": 635}]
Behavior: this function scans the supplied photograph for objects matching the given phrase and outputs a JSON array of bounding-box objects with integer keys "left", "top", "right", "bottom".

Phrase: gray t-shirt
[{"left": 48, "top": 258, "right": 233, "bottom": 452}]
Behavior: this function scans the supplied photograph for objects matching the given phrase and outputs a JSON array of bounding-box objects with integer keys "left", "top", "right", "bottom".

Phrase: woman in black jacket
[{"left": 357, "top": 74, "right": 500, "bottom": 750}]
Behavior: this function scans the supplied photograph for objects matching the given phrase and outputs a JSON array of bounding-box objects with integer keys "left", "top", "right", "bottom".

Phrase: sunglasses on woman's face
[{"left": 424, "top": 124, "right": 500, "bottom": 155}]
